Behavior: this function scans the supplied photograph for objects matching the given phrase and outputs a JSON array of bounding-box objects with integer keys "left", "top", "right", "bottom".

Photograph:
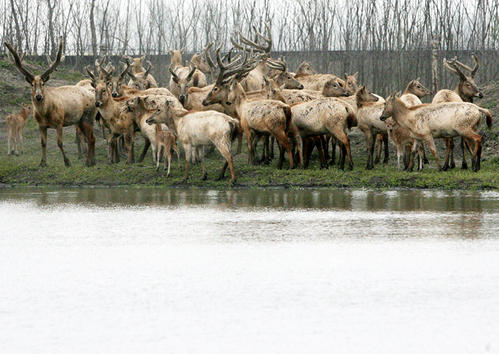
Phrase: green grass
[{"left": 0, "top": 126, "right": 497, "bottom": 190}]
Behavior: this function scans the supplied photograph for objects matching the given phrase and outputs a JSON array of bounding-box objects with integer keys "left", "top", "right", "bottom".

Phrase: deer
[
  {"left": 432, "top": 55, "right": 484, "bottom": 170},
  {"left": 127, "top": 60, "right": 156, "bottom": 89},
  {"left": 169, "top": 49, "right": 207, "bottom": 105},
  {"left": 380, "top": 94, "right": 491, "bottom": 172},
  {"left": 145, "top": 98, "right": 240, "bottom": 184},
  {"left": 266, "top": 57, "right": 304, "bottom": 89},
  {"left": 154, "top": 125, "right": 179, "bottom": 176},
  {"left": 190, "top": 43, "right": 215, "bottom": 82},
  {"left": 6, "top": 103, "right": 32, "bottom": 155},
  {"left": 4, "top": 37, "right": 97, "bottom": 167},
  {"left": 123, "top": 55, "right": 158, "bottom": 88},
  {"left": 203, "top": 48, "right": 302, "bottom": 169},
  {"left": 381, "top": 78, "right": 432, "bottom": 169},
  {"left": 293, "top": 61, "right": 346, "bottom": 93}
]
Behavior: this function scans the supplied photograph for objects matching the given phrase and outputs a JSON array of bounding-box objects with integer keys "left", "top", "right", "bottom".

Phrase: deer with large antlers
[
  {"left": 4, "top": 37, "right": 97, "bottom": 167},
  {"left": 203, "top": 48, "right": 302, "bottom": 169},
  {"left": 230, "top": 25, "right": 274, "bottom": 91},
  {"left": 432, "top": 54, "right": 484, "bottom": 170}
]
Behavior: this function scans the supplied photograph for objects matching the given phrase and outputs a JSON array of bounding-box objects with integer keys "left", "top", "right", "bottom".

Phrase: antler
[
  {"left": 215, "top": 46, "right": 247, "bottom": 84},
  {"left": 237, "top": 24, "right": 272, "bottom": 54},
  {"left": 186, "top": 65, "right": 196, "bottom": 82},
  {"left": 4, "top": 41, "right": 35, "bottom": 84},
  {"left": 143, "top": 60, "right": 153, "bottom": 79},
  {"left": 41, "top": 36, "right": 64, "bottom": 82},
  {"left": 169, "top": 65, "right": 179, "bottom": 83},
  {"left": 451, "top": 54, "right": 480, "bottom": 78},
  {"left": 266, "top": 57, "right": 287, "bottom": 72},
  {"left": 118, "top": 61, "right": 131, "bottom": 82},
  {"left": 447, "top": 60, "right": 467, "bottom": 81}
]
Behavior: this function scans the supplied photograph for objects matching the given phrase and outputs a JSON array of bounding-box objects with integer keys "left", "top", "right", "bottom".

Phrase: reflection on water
[
  {"left": 0, "top": 187, "right": 498, "bottom": 354},
  {"left": 0, "top": 187, "right": 498, "bottom": 212}
]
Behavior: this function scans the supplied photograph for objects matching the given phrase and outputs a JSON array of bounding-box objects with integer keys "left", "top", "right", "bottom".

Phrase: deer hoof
[
  {"left": 461, "top": 162, "right": 468, "bottom": 170},
  {"left": 39, "top": 161, "right": 47, "bottom": 168}
]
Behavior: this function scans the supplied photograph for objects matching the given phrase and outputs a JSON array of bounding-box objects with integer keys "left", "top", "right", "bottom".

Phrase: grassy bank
[{"left": 0, "top": 62, "right": 497, "bottom": 190}]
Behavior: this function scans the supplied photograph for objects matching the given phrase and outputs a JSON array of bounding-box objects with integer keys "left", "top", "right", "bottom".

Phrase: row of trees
[{"left": 2, "top": 0, "right": 498, "bottom": 58}]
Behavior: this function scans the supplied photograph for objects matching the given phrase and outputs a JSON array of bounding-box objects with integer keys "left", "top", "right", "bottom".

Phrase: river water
[{"left": 0, "top": 188, "right": 498, "bottom": 354}]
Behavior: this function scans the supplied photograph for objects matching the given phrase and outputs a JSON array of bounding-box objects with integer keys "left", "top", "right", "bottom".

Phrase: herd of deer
[{"left": 3, "top": 28, "right": 493, "bottom": 184}]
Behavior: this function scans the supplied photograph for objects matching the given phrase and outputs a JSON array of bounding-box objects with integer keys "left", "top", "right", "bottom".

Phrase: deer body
[
  {"left": 146, "top": 101, "right": 239, "bottom": 183},
  {"left": 381, "top": 97, "right": 491, "bottom": 172}
]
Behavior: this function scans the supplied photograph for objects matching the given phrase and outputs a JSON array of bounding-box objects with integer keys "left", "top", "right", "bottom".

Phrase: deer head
[
  {"left": 295, "top": 61, "right": 315, "bottom": 76},
  {"left": 109, "top": 60, "right": 131, "bottom": 97},
  {"left": 267, "top": 57, "right": 303, "bottom": 89},
  {"left": 5, "top": 36, "right": 64, "bottom": 103},
  {"left": 443, "top": 55, "right": 482, "bottom": 101},
  {"left": 322, "top": 78, "right": 349, "bottom": 97},
  {"left": 405, "top": 77, "right": 432, "bottom": 98},
  {"left": 202, "top": 47, "right": 258, "bottom": 107},
  {"left": 343, "top": 72, "right": 359, "bottom": 95},
  {"left": 356, "top": 86, "right": 379, "bottom": 108}
]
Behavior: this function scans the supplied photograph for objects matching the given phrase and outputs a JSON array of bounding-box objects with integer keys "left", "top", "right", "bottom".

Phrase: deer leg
[
  {"left": 156, "top": 145, "right": 162, "bottom": 171},
  {"left": 314, "top": 137, "right": 327, "bottom": 169},
  {"left": 302, "top": 138, "right": 311, "bottom": 169},
  {"left": 182, "top": 145, "right": 191, "bottom": 183},
  {"left": 424, "top": 136, "right": 442, "bottom": 171},
  {"left": 334, "top": 130, "right": 353, "bottom": 171},
  {"left": 166, "top": 151, "right": 172, "bottom": 178},
  {"left": 216, "top": 142, "right": 236, "bottom": 183},
  {"left": 273, "top": 129, "right": 293, "bottom": 169},
  {"left": 80, "top": 120, "right": 96, "bottom": 167},
  {"left": 460, "top": 137, "right": 468, "bottom": 170},
  {"left": 365, "top": 131, "right": 375, "bottom": 170},
  {"left": 19, "top": 130, "right": 24, "bottom": 155},
  {"left": 260, "top": 136, "right": 268, "bottom": 164},
  {"left": 397, "top": 148, "right": 402, "bottom": 171},
  {"left": 383, "top": 133, "right": 389, "bottom": 164},
  {"left": 7, "top": 125, "right": 12, "bottom": 155},
  {"left": 55, "top": 125, "right": 71, "bottom": 167},
  {"left": 236, "top": 130, "right": 243, "bottom": 155},
  {"left": 374, "top": 134, "right": 382, "bottom": 164},
  {"left": 321, "top": 135, "right": 330, "bottom": 161},
  {"left": 329, "top": 137, "right": 337, "bottom": 166},
  {"left": 138, "top": 138, "right": 151, "bottom": 163},
  {"left": 201, "top": 159, "right": 208, "bottom": 180},
  {"left": 449, "top": 137, "right": 456, "bottom": 169},
  {"left": 269, "top": 136, "right": 275, "bottom": 160}
]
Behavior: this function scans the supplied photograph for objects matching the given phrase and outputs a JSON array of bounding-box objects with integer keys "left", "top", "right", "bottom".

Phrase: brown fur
[{"left": 6, "top": 104, "right": 31, "bottom": 155}]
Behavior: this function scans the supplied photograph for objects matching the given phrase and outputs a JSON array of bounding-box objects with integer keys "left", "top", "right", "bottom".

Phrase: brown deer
[
  {"left": 6, "top": 103, "right": 32, "bottom": 155},
  {"left": 266, "top": 57, "right": 304, "bottom": 89},
  {"left": 4, "top": 37, "right": 97, "bottom": 167},
  {"left": 190, "top": 43, "right": 215, "bottom": 82},
  {"left": 433, "top": 55, "right": 483, "bottom": 170},
  {"left": 155, "top": 125, "right": 179, "bottom": 176}
]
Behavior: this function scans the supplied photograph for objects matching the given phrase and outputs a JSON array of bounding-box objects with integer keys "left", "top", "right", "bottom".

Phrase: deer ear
[
  {"left": 140, "top": 55, "right": 146, "bottom": 62},
  {"left": 180, "top": 47, "right": 185, "bottom": 54},
  {"left": 353, "top": 72, "right": 359, "bottom": 79}
]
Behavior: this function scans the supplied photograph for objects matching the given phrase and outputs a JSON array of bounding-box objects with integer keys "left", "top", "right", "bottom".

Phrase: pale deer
[
  {"left": 433, "top": 55, "right": 483, "bottom": 170},
  {"left": 4, "top": 37, "right": 97, "bottom": 167},
  {"left": 146, "top": 98, "right": 240, "bottom": 183},
  {"left": 381, "top": 94, "right": 491, "bottom": 172},
  {"left": 169, "top": 49, "right": 207, "bottom": 105},
  {"left": 154, "top": 125, "right": 179, "bottom": 176}
]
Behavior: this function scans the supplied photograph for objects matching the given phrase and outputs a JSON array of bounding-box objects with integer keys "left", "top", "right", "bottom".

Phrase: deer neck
[
  {"left": 21, "top": 107, "right": 31, "bottom": 121},
  {"left": 391, "top": 101, "right": 411, "bottom": 126},
  {"left": 455, "top": 83, "right": 472, "bottom": 103}
]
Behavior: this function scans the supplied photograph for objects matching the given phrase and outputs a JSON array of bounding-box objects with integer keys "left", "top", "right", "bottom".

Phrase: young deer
[
  {"left": 4, "top": 37, "right": 97, "bottom": 167},
  {"left": 6, "top": 103, "right": 32, "bottom": 155},
  {"left": 155, "top": 125, "right": 179, "bottom": 176}
]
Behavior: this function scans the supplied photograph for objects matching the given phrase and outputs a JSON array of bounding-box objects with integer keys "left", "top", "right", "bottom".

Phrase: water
[{"left": 0, "top": 188, "right": 498, "bottom": 354}]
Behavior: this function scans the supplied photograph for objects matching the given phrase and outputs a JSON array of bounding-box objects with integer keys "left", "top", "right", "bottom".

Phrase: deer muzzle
[{"left": 35, "top": 94, "right": 43, "bottom": 102}]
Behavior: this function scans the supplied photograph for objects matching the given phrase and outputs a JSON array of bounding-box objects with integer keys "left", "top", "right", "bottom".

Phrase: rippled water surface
[{"left": 1, "top": 188, "right": 498, "bottom": 354}]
